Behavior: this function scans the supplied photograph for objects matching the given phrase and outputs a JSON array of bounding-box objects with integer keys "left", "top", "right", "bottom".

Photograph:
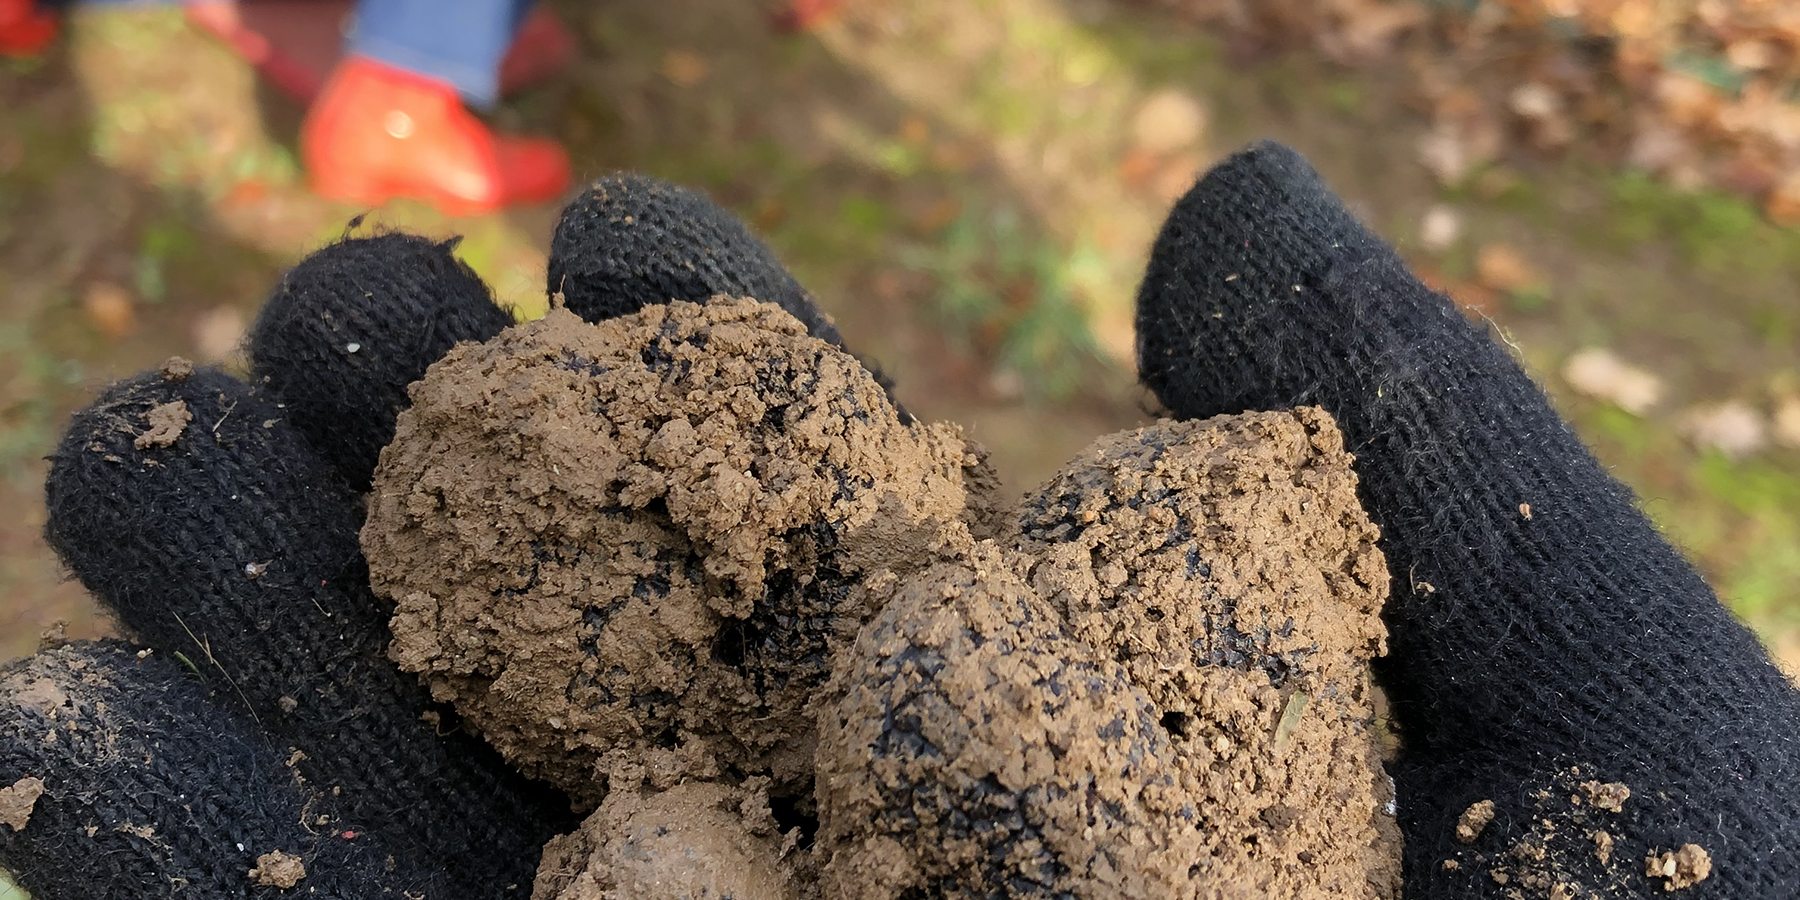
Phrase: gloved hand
[{"left": 0, "top": 142, "right": 1794, "bottom": 900}]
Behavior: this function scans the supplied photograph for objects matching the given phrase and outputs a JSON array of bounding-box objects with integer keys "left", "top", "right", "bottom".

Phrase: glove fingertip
[
  {"left": 249, "top": 231, "right": 515, "bottom": 491},
  {"left": 548, "top": 173, "right": 845, "bottom": 344}
]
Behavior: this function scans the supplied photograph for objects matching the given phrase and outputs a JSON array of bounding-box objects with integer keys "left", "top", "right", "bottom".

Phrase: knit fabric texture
[
  {"left": 248, "top": 232, "right": 515, "bottom": 490},
  {"left": 548, "top": 173, "right": 845, "bottom": 346},
  {"left": 41, "top": 363, "right": 576, "bottom": 897},
  {"left": 0, "top": 640, "right": 453, "bottom": 898},
  {"left": 1135, "top": 141, "right": 1800, "bottom": 897},
  {"left": 545, "top": 174, "right": 904, "bottom": 415}
]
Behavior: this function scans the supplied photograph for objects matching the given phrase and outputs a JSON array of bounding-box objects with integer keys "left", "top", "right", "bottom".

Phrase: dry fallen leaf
[
  {"left": 1562, "top": 347, "right": 1664, "bottom": 415},
  {"left": 1131, "top": 89, "right": 1207, "bottom": 155},
  {"left": 1419, "top": 204, "right": 1462, "bottom": 252},
  {"left": 1475, "top": 243, "right": 1546, "bottom": 295},
  {"left": 1680, "top": 401, "right": 1769, "bottom": 459},
  {"left": 1771, "top": 396, "right": 1800, "bottom": 450},
  {"left": 661, "top": 49, "right": 711, "bottom": 87},
  {"left": 191, "top": 305, "right": 247, "bottom": 364},
  {"left": 82, "top": 281, "right": 137, "bottom": 338},
  {"left": 1766, "top": 172, "right": 1800, "bottom": 227}
]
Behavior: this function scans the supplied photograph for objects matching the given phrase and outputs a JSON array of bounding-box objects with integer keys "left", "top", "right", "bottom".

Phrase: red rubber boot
[
  {"left": 0, "top": 0, "right": 57, "bottom": 58},
  {"left": 300, "top": 56, "right": 571, "bottom": 216}
]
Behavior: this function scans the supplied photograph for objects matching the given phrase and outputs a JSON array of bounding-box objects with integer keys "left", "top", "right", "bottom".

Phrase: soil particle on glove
[
  {"left": 1593, "top": 830, "right": 1614, "bottom": 865},
  {"left": 364, "top": 300, "right": 984, "bottom": 803},
  {"left": 1580, "top": 780, "right": 1630, "bottom": 812},
  {"left": 0, "top": 776, "right": 44, "bottom": 831},
  {"left": 1455, "top": 768, "right": 1671, "bottom": 899},
  {"left": 533, "top": 781, "right": 800, "bottom": 900},
  {"left": 1457, "top": 800, "right": 1497, "bottom": 843},
  {"left": 1012, "top": 408, "right": 1400, "bottom": 899},
  {"left": 1644, "top": 844, "right": 1711, "bottom": 890},
  {"left": 159, "top": 356, "right": 195, "bottom": 382},
  {"left": 248, "top": 850, "right": 307, "bottom": 888},
  {"left": 133, "top": 400, "right": 191, "bottom": 449},
  {"left": 815, "top": 543, "right": 1205, "bottom": 900}
]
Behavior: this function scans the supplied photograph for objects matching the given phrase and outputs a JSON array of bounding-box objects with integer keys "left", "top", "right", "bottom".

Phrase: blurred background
[{"left": 1, "top": 0, "right": 1797, "bottom": 775}]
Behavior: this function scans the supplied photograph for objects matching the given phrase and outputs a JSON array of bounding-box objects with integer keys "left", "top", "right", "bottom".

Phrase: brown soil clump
[
  {"left": 0, "top": 776, "right": 44, "bottom": 832},
  {"left": 132, "top": 400, "right": 190, "bottom": 449},
  {"left": 248, "top": 850, "right": 306, "bottom": 888},
  {"left": 1013, "top": 409, "right": 1400, "bottom": 899},
  {"left": 815, "top": 409, "right": 1399, "bottom": 900},
  {"left": 1580, "top": 780, "right": 1630, "bottom": 813},
  {"left": 1457, "top": 800, "right": 1496, "bottom": 843},
  {"left": 815, "top": 543, "right": 1204, "bottom": 900},
  {"left": 364, "top": 300, "right": 983, "bottom": 802},
  {"left": 533, "top": 781, "right": 801, "bottom": 900},
  {"left": 1645, "top": 844, "right": 1711, "bottom": 891}
]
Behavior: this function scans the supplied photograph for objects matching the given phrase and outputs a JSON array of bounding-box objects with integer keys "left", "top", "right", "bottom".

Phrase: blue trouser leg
[
  {"left": 46, "top": 0, "right": 537, "bottom": 107},
  {"left": 347, "top": 0, "right": 537, "bottom": 107}
]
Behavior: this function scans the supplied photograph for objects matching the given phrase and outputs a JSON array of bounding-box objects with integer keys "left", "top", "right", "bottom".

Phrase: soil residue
[
  {"left": 132, "top": 400, "right": 191, "bottom": 450},
  {"left": 364, "top": 300, "right": 984, "bottom": 802},
  {"left": 1458, "top": 800, "right": 1497, "bottom": 843},
  {"left": 533, "top": 780, "right": 801, "bottom": 900},
  {"left": 1581, "top": 781, "right": 1631, "bottom": 813},
  {"left": 0, "top": 775, "right": 44, "bottom": 832},
  {"left": 159, "top": 356, "right": 195, "bottom": 382},
  {"left": 1441, "top": 767, "right": 1712, "bottom": 898},
  {"left": 1012, "top": 410, "right": 1401, "bottom": 899},
  {"left": 1645, "top": 844, "right": 1711, "bottom": 891},
  {"left": 248, "top": 850, "right": 306, "bottom": 888}
]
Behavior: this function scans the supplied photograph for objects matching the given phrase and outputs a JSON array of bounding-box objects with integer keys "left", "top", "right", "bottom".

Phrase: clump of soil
[
  {"left": 1457, "top": 800, "right": 1496, "bottom": 843},
  {"left": 814, "top": 410, "right": 1400, "bottom": 899},
  {"left": 364, "top": 300, "right": 984, "bottom": 802},
  {"left": 0, "top": 776, "right": 44, "bottom": 832},
  {"left": 1645, "top": 844, "right": 1711, "bottom": 891},
  {"left": 1012, "top": 409, "right": 1400, "bottom": 898},
  {"left": 133, "top": 400, "right": 190, "bottom": 449},
  {"left": 248, "top": 850, "right": 306, "bottom": 888},
  {"left": 361, "top": 301, "right": 1403, "bottom": 896},
  {"left": 815, "top": 543, "right": 1204, "bottom": 900},
  {"left": 533, "top": 780, "right": 803, "bottom": 900}
]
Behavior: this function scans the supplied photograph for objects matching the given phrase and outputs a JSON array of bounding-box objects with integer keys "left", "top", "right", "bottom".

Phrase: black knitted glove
[
  {"left": 1137, "top": 142, "right": 1800, "bottom": 897},
  {"left": 0, "top": 175, "right": 856, "bottom": 899},
  {"left": 5, "top": 147, "right": 1795, "bottom": 900}
]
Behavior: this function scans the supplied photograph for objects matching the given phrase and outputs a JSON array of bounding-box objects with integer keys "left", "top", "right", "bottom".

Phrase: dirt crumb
[
  {"left": 159, "top": 356, "right": 195, "bottom": 381},
  {"left": 1458, "top": 800, "right": 1497, "bottom": 843},
  {"left": 248, "top": 850, "right": 306, "bottom": 888},
  {"left": 1592, "top": 830, "right": 1614, "bottom": 865},
  {"left": 0, "top": 776, "right": 45, "bottom": 831},
  {"left": 364, "top": 300, "right": 980, "bottom": 803},
  {"left": 133, "top": 400, "right": 192, "bottom": 449},
  {"left": 1580, "top": 780, "right": 1630, "bottom": 812},
  {"left": 1645, "top": 845, "right": 1711, "bottom": 890},
  {"left": 533, "top": 781, "right": 797, "bottom": 900},
  {"left": 36, "top": 620, "right": 68, "bottom": 651}
]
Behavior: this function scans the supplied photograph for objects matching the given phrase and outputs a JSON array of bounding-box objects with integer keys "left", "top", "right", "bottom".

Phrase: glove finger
[
  {"left": 547, "top": 174, "right": 844, "bottom": 346},
  {"left": 0, "top": 640, "right": 452, "bottom": 899},
  {"left": 247, "top": 232, "right": 516, "bottom": 491},
  {"left": 1135, "top": 141, "right": 1800, "bottom": 896},
  {"left": 545, "top": 174, "right": 912, "bottom": 420},
  {"left": 43, "top": 363, "right": 577, "bottom": 896}
]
